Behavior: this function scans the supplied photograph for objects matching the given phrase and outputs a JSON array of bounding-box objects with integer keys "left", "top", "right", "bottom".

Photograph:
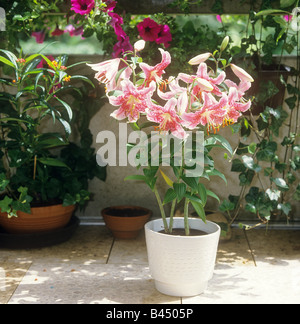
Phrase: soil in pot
[{"left": 159, "top": 229, "right": 208, "bottom": 236}]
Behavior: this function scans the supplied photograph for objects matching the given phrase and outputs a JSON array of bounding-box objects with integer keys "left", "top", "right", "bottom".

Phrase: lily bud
[
  {"left": 230, "top": 64, "right": 254, "bottom": 83},
  {"left": 220, "top": 36, "right": 229, "bottom": 52},
  {"left": 134, "top": 40, "right": 146, "bottom": 52},
  {"left": 196, "top": 78, "right": 214, "bottom": 91},
  {"left": 188, "top": 53, "right": 211, "bottom": 65}
]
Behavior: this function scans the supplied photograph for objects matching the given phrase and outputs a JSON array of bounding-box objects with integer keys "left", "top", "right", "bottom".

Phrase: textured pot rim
[
  {"left": 102, "top": 205, "right": 152, "bottom": 218},
  {"left": 145, "top": 217, "right": 220, "bottom": 239}
]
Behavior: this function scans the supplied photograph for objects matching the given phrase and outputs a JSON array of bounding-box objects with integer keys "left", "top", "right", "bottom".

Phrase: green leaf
[
  {"left": 266, "top": 188, "right": 281, "bottom": 201},
  {"left": 206, "top": 190, "right": 220, "bottom": 203},
  {"left": 124, "top": 175, "right": 147, "bottom": 182},
  {"left": 256, "top": 9, "right": 289, "bottom": 16},
  {"left": 242, "top": 155, "right": 262, "bottom": 172},
  {"left": 38, "top": 158, "right": 70, "bottom": 169},
  {"left": 55, "top": 97, "right": 73, "bottom": 121},
  {"left": 210, "top": 134, "right": 233, "bottom": 155},
  {"left": 231, "top": 159, "right": 247, "bottom": 172},
  {"left": 163, "top": 188, "right": 177, "bottom": 205},
  {"left": 0, "top": 55, "right": 15, "bottom": 68},
  {"left": 206, "top": 168, "right": 227, "bottom": 184},
  {"left": 277, "top": 203, "right": 292, "bottom": 216},
  {"left": 271, "top": 177, "right": 289, "bottom": 191},
  {"left": 173, "top": 182, "right": 187, "bottom": 202},
  {"left": 0, "top": 173, "right": 9, "bottom": 191},
  {"left": 0, "top": 196, "right": 13, "bottom": 214},
  {"left": 197, "top": 183, "right": 207, "bottom": 206},
  {"left": 280, "top": 0, "right": 296, "bottom": 8},
  {"left": 182, "top": 175, "right": 199, "bottom": 192},
  {"left": 71, "top": 75, "right": 95, "bottom": 88},
  {"left": 190, "top": 200, "right": 206, "bottom": 223}
]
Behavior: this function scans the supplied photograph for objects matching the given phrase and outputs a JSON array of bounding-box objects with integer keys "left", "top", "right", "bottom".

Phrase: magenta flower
[
  {"left": 112, "top": 36, "right": 134, "bottom": 58},
  {"left": 108, "top": 80, "right": 156, "bottom": 122},
  {"left": 109, "top": 12, "right": 126, "bottom": 40},
  {"left": 146, "top": 98, "right": 187, "bottom": 139},
  {"left": 65, "top": 25, "right": 84, "bottom": 37},
  {"left": 156, "top": 24, "right": 172, "bottom": 48},
  {"left": 137, "top": 18, "right": 161, "bottom": 42},
  {"left": 71, "top": 0, "right": 95, "bottom": 15},
  {"left": 37, "top": 55, "right": 55, "bottom": 69},
  {"left": 102, "top": 0, "right": 117, "bottom": 12},
  {"left": 51, "top": 27, "right": 65, "bottom": 37},
  {"left": 31, "top": 31, "right": 45, "bottom": 44}
]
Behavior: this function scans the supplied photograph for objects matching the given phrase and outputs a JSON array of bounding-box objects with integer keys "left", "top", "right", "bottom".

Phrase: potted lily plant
[
  {"left": 0, "top": 50, "right": 106, "bottom": 239},
  {"left": 88, "top": 37, "right": 253, "bottom": 297}
]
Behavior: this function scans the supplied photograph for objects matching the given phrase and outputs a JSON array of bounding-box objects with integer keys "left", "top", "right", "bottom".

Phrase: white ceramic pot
[{"left": 145, "top": 217, "right": 220, "bottom": 297}]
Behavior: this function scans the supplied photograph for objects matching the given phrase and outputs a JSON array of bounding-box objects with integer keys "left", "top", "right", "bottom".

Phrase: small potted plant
[
  {"left": 88, "top": 37, "right": 253, "bottom": 296},
  {"left": 101, "top": 205, "right": 152, "bottom": 239},
  {"left": 0, "top": 50, "right": 106, "bottom": 240}
]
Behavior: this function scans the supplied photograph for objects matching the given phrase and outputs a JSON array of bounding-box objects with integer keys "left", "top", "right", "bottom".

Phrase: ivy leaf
[
  {"left": 271, "top": 177, "right": 289, "bottom": 191},
  {"left": 266, "top": 188, "right": 281, "bottom": 201},
  {"left": 277, "top": 203, "right": 292, "bottom": 216}
]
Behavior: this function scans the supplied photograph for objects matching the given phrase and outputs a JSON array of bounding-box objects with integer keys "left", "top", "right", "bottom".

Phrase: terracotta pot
[
  {"left": 0, "top": 204, "right": 76, "bottom": 234},
  {"left": 102, "top": 205, "right": 152, "bottom": 239}
]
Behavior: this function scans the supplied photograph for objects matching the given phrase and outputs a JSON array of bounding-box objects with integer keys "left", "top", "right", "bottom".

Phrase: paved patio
[{"left": 1, "top": 223, "right": 300, "bottom": 304}]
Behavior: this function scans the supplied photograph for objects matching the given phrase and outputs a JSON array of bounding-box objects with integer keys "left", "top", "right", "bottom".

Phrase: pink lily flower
[
  {"left": 224, "top": 79, "right": 251, "bottom": 99},
  {"left": 146, "top": 98, "right": 187, "bottom": 139},
  {"left": 157, "top": 78, "right": 189, "bottom": 115},
  {"left": 182, "top": 92, "right": 227, "bottom": 131},
  {"left": 139, "top": 48, "right": 171, "bottom": 86},
  {"left": 87, "top": 58, "right": 131, "bottom": 92},
  {"left": 109, "top": 80, "right": 156, "bottom": 122},
  {"left": 230, "top": 64, "right": 254, "bottom": 83},
  {"left": 178, "top": 62, "right": 225, "bottom": 96}
]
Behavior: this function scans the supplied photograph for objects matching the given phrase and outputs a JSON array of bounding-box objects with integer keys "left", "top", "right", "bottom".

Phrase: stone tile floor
[{"left": 1, "top": 225, "right": 300, "bottom": 304}]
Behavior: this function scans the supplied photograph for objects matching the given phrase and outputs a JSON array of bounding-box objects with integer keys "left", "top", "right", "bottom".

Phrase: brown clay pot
[
  {"left": 101, "top": 205, "right": 152, "bottom": 239},
  {"left": 0, "top": 204, "right": 76, "bottom": 234}
]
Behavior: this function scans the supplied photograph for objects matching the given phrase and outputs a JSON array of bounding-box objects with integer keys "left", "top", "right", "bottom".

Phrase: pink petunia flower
[
  {"left": 137, "top": 18, "right": 161, "bottom": 42},
  {"left": 112, "top": 36, "right": 134, "bottom": 58},
  {"left": 146, "top": 98, "right": 187, "bottom": 139},
  {"left": 216, "top": 15, "right": 222, "bottom": 23},
  {"left": 71, "top": 0, "right": 95, "bottom": 15},
  {"left": 51, "top": 27, "right": 65, "bottom": 36},
  {"left": 156, "top": 24, "right": 172, "bottom": 48},
  {"left": 108, "top": 80, "right": 156, "bottom": 122},
  {"left": 31, "top": 31, "right": 46, "bottom": 44},
  {"left": 65, "top": 25, "right": 84, "bottom": 37},
  {"left": 139, "top": 48, "right": 171, "bottom": 85},
  {"left": 109, "top": 12, "right": 127, "bottom": 40},
  {"left": 102, "top": 0, "right": 117, "bottom": 12}
]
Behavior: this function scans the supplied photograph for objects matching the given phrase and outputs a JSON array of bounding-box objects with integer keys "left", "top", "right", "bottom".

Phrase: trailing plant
[
  {"left": 220, "top": 4, "right": 300, "bottom": 228},
  {"left": 0, "top": 50, "right": 106, "bottom": 217}
]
